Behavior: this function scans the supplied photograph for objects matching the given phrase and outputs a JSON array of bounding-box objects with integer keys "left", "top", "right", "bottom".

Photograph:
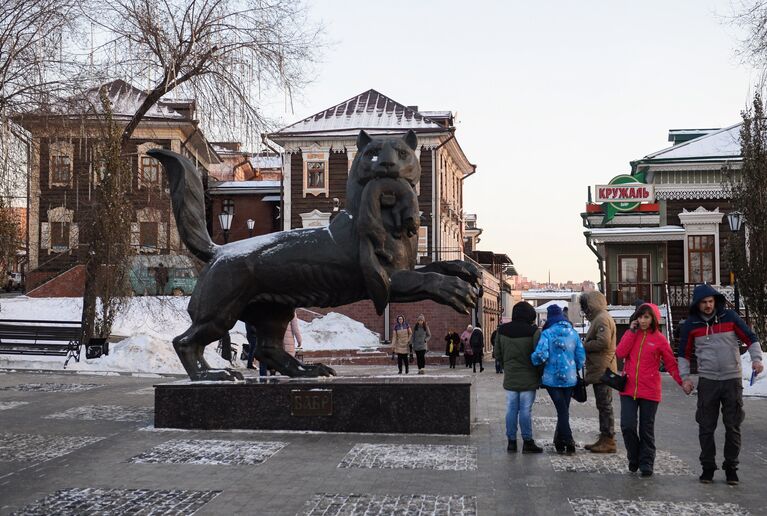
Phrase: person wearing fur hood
[
  {"left": 580, "top": 291, "right": 618, "bottom": 454},
  {"left": 392, "top": 315, "right": 412, "bottom": 374}
]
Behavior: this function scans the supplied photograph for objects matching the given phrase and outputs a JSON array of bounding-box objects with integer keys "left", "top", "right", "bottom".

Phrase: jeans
[
  {"left": 546, "top": 386, "right": 574, "bottom": 444},
  {"left": 620, "top": 396, "right": 658, "bottom": 471},
  {"left": 506, "top": 390, "right": 536, "bottom": 440},
  {"left": 697, "top": 378, "right": 744, "bottom": 469},
  {"left": 593, "top": 383, "right": 615, "bottom": 437},
  {"left": 246, "top": 324, "right": 258, "bottom": 369},
  {"left": 415, "top": 350, "right": 426, "bottom": 370},
  {"left": 397, "top": 353, "right": 409, "bottom": 373}
]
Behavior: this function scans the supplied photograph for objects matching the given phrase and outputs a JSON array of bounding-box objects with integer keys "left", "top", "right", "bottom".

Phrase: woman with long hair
[
  {"left": 411, "top": 314, "right": 431, "bottom": 374},
  {"left": 392, "top": 315, "right": 412, "bottom": 374}
]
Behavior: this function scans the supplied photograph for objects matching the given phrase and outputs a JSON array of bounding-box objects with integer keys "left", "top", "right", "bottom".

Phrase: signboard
[
  {"left": 595, "top": 183, "right": 654, "bottom": 205},
  {"left": 596, "top": 173, "right": 651, "bottom": 222},
  {"left": 290, "top": 389, "right": 333, "bottom": 416}
]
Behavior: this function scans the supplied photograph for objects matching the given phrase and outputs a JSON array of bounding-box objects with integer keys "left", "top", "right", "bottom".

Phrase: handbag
[
  {"left": 601, "top": 368, "right": 627, "bottom": 391},
  {"left": 572, "top": 369, "right": 587, "bottom": 403}
]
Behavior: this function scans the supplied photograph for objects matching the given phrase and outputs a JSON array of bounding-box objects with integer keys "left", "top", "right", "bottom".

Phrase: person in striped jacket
[{"left": 678, "top": 284, "right": 763, "bottom": 485}]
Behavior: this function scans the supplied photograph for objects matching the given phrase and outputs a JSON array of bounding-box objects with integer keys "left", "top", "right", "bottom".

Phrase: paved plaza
[{"left": 0, "top": 365, "right": 764, "bottom": 515}]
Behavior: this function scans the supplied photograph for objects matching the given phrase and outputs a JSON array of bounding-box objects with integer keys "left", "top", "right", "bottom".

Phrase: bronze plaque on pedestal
[{"left": 290, "top": 389, "right": 333, "bottom": 416}]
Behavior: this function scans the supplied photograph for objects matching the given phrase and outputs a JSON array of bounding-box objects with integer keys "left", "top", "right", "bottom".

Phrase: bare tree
[
  {"left": 75, "top": 0, "right": 322, "bottom": 340},
  {"left": 727, "top": 93, "right": 767, "bottom": 342},
  {"left": 84, "top": 0, "right": 322, "bottom": 147}
]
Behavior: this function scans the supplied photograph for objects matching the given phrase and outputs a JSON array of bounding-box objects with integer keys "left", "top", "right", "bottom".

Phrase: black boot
[
  {"left": 522, "top": 439, "right": 543, "bottom": 454},
  {"left": 507, "top": 439, "right": 517, "bottom": 453},
  {"left": 724, "top": 467, "right": 739, "bottom": 485},
  {"left": 699, "top": 467, "right": 715, "bottom": 484},
  {"left": 565, "top": 440, "right": 576, "bottom": 455}
]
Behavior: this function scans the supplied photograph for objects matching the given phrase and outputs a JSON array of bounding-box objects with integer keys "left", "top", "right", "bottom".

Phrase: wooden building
[
  {"left": 16, "top": 80, "right": 221, "bottom": 293},
  {"left": 583, "top": 125, "right": 741, "bottom": 326}
]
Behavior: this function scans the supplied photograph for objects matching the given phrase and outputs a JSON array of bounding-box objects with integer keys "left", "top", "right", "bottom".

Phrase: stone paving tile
[
  {"left": 338, "top": 443, "right": 477, "bottom": 471},
  {"left": 0, "top": 433, "right": 105, "bottom": 462},
  {"left": 128, "top": 386, "right": 156, "bottom": 395},
  {"left": 129, "top": 439, "right": 287, "bottom": 465},
  {"left": 299, "top": 494, "right": 478, "bottom": 516},
  {"left": 44, "top": 405, "right": 153, "bottom": 422},
  {"left": 0, "top": 401, "right": 28, "bottom": 410},
  {"left": 569, "top": 498, "right": 750, "bottom": 515},
  {"left": 533, "top": 416, "right": 601, "bottom": 434},
  {"left": 550, "top": 450, "right": 692, "bottom": 476},
  {"left": 11, "top": 487, "right": 221, "bottom": 516},
  {"left": 0, "top": 383, "right": 102, "bottom": 393}
]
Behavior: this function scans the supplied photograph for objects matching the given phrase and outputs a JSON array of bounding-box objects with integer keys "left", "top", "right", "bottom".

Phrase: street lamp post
[
  {"left": 246, "top": 218, "right": 255, "bottom": 238},
  {"left": 218, "top": 211, "right": 233, "bottom": 244},
  {"left": 727, "top": 211, "right": 744, "bottom": 312}
]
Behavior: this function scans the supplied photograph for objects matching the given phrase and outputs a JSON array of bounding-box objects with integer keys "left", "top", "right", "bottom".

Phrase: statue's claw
[{"left": 197, "top": 368, "right": 244, "bottom": 382}]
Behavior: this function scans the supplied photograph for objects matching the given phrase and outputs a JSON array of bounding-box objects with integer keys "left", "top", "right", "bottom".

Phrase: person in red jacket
[{"left": 616, "top": 303, "right": 686, "bottom": 477}]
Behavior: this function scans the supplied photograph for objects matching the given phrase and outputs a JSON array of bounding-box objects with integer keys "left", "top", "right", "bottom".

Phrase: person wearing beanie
[
  {"left": 580, "top": 291, "right": 618, "bottom": 454},
  {"left": 470, "top": 323, "right": 485, "bottom": 373},
  {"left": 494, "top": 301, "right": 544, "bottom": 453},
  {"left": 531, "top": 303, "right": 586, "bottom": 455}
]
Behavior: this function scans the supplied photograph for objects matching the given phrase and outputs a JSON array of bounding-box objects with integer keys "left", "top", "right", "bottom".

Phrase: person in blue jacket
[{"left": 531, "top": 304, "right": 586, "bottom": 454}]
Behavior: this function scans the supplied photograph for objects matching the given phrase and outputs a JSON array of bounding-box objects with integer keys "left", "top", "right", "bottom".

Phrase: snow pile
[
  {"left": 299, "top": 312, "right": 380, "bottom": 350},
  {"left": 742, "top": 352, "right": 767, "bottom": 397},
  {"left": 0, "top": 297, "right": 381, "bottom": 373}
]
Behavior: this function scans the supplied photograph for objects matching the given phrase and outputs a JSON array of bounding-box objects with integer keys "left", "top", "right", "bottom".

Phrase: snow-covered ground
[
  {"left": 0, "top": 296, "right": 381, "bottom": 375},
  {"left": 742, "top": 352, "right": 767, "bottom": 397}
]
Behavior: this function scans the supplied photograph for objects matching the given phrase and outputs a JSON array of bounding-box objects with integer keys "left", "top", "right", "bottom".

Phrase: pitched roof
[
  {"left": 270, "top": 89, "right": 448, "bottom": 138},
  {"left": 25, "top": 80, "right": 193, "bottom": 120},
  {"left": 640, "top": 123, "right": 742, "bottom": 163}
]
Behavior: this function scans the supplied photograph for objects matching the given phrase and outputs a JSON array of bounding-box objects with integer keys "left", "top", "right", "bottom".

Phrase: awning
[
  {"left": 262, "top": 195, "right": 281, "bottom": 202},
  {"left": 586, "top": 225, "right": 685, "bottom": 244}
]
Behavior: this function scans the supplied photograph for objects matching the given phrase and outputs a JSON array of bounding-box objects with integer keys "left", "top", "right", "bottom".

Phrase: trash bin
[{"left": 86, "top": 337, "right": 109, "bottom": 359}]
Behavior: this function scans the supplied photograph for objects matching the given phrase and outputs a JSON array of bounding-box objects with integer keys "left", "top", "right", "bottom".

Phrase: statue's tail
[{"left": 149, "top": 149, "right": 217, "bottom": 262}]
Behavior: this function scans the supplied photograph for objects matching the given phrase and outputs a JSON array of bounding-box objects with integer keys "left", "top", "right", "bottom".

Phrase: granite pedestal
[{"left": 154, "top": 376, "right": 474, "bottom": 435}]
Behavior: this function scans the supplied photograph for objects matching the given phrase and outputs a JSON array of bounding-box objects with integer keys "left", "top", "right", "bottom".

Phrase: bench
[{"left": 0, "top": 319, "right": 83, "bottom": 367}]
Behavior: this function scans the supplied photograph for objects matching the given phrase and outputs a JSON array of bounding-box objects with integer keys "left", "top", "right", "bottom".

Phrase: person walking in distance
[
  {"left": 495, "top": 302, "right": 543, "bottom": 453},
  {"left": 392, "top": 315, "right": 412, "bottom": 374},
  {"left": 460, "top": 325, "right": 474, "bottom": 368},
  {"left": 444, "top": 330, "right": 461, "bottom": 369},
  {"left": 616, "top": 303, "right": 686, "bottom": 477},
  {"left": 580, "top": 291, "right": 618, "bottom": 454},
  {"left": 410, "top": 314, "right": 431, "bottom": 374},
  {"left": 470, "top": 323, "right": 485, "bottom": 372},
  {"left": 679, "top": 284, "right": 763, "bottom": 485},
  {"left": 154, "top": 262, "right": 168, "bottom": 295}
]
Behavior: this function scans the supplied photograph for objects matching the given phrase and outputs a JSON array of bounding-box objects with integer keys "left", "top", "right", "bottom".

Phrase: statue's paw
[
  {"left": 297, "top": 363, "right": 336, "bottom": 377},
  {"left": 438, "top": 277, "right": 478, "bottom": 314},
  {"left": 198, "top": 369, "right": 244, "bottom": 382}
]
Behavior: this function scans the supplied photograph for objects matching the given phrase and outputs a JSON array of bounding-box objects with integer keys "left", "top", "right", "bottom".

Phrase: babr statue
[{"left": 149, "top": 130, "right": 481, "bottom": 381}]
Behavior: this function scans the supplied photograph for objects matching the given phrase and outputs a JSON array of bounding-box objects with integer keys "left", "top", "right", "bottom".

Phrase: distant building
[{"left": 15, "top": 80, "right": 221, "bottom": 294}]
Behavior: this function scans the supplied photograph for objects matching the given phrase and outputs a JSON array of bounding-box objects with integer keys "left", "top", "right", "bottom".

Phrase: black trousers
[
  {"left": 620, "top": 396, "right": 658, "bottom": 471},
  {"left": 593, "top": 383, "right": 615, "bottom": 437},
  {"left": 697, "top": 377, "right": 744, "bottom": 469},
  {"left": 415, "top": 350, "right": 426, "bottom": 370},
  {"left": 472, "top": 352, "right": 484, "bottom": 372},
  {"left": 396, "top": 353, "right": 409, "bottom": 373},
  {"left": 448, "top": 355, "right": 457, "bottom": 368}
]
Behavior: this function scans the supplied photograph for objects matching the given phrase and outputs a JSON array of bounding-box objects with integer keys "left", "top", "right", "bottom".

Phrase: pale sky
[{"left": 261, "top": 0, "right": 758, "bottom": 283}]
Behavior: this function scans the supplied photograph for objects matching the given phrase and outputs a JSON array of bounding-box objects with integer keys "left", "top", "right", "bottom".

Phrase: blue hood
[{"left": 690, "top": 284, "right": 726, "bottom": 315}]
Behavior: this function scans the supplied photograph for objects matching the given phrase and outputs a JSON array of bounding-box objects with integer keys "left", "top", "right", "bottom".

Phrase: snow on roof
[
  {"left": 534, "top": 300, "right": 568, "bottom": 313},
  {"left": 41, "top": 80, "right": 192, "bottom": 120},
  {"left": 250, "top": 155, "right": 282, "bottom": 169},
  {"left": 522, "top": 290, "right": 578, "bottom": 301},
  {"left": 270, "top": 89, "right": 447, "bottom": 137},
  {"left": 642, "top": 123, "right": 741, "bottom": 162}
]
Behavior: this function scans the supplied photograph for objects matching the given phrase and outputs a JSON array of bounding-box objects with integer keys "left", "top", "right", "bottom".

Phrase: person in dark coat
[
  {"left": 154, "top": 262, "right": 168, "bottom": 295},
  {"left": 491, "top": 329, "right": 503, "bottom": 373},
  {"left": 470, "top": 323, "right": 485, "bottom": 373},
  {"left": 494, "top": 302, "right": 543, "bottom": 453},
  {"left": 444, "top": 331, "right": 461, "bottom": 369}
]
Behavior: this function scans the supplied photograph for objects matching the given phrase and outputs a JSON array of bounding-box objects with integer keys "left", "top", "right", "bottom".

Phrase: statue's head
[{"left": 346, "top": 130, "right": 421, "bottom": 314}]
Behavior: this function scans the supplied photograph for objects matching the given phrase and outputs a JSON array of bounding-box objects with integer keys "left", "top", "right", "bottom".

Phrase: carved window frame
[
  {"left": 131, "top": 207, "right": 167, "bottom": 254},
  {"left": 137, "top": 142, "right": 163, "bottom": 189},
  {"left": 48, "top": 141, "right": 73, "bottom": 188},
  {"left": 302, "top": 148, "right": 329, "bottom": 197},
  {"left": 40, "top": 206, "right": 77, "bottom": 254}
]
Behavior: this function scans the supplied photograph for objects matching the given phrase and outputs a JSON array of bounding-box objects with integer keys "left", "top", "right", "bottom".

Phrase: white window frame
[
  {"left": 302, "top": 148, "right": 329, "bottom": 197},
  {"left": 48, "top": 141, "right": 74, "bottom": 188}
]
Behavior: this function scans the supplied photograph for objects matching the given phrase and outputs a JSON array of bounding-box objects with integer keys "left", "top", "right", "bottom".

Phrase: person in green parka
[{"left": 494, "top": 301, "right": 544, "bottom": 453}]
